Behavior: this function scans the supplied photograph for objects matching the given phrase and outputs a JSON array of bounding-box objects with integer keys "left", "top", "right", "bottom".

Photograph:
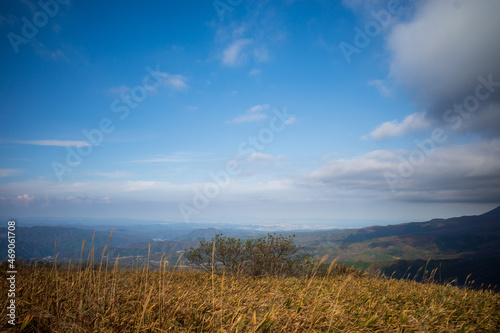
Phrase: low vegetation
[
  {"left": 1, "top": 233, "right": 499, "bottom": 332},
  {"left": 185, "top": 233, "right": 316, "bottom": 277},
  {"left": 1, "top": 261, "right": 499, "bottom": 332}
]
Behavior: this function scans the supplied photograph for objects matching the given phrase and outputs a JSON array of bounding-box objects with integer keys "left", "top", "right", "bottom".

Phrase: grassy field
[{"left": 1, "top": 259, "right": 499, "bottom": 332}]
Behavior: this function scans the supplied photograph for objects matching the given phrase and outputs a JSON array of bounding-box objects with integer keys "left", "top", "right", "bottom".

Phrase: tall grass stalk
[{"left": 2, "top": 251, "right": 499, "bottom": 332}]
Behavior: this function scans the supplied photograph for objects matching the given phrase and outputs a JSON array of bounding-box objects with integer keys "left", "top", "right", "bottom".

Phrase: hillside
[
  {"left": 292, "top": 206, "right": 500, "bottom": 288},
  {"left": 298, "top": 205, "right": 500, "bottom": 261},
  {"left": 1, "top": 263, "right": 498, "bottom": 332}
]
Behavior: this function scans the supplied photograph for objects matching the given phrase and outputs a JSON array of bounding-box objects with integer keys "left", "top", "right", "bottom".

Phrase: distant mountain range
[
  {"left": 293, "top": 206, "right": 500, "bottom": 288},
  {"left": 0, "top": 226, "right": 149, "bottom": 260},
  {"left": 2, "top": 206, "right": 499, "bottom": 287},
  {"left": 299, "top": 205, "right": 500, "bottom": 261}
]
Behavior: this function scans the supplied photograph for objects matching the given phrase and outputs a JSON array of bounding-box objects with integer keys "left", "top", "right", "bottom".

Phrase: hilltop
[{"left": 1, "top": 261, "right": 499, "bottom": 332}]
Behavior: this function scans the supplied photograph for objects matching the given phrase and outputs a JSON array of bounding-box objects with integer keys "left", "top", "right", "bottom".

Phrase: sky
[{"left": 0, "top": 0, "right": 499, "bottom": 226}]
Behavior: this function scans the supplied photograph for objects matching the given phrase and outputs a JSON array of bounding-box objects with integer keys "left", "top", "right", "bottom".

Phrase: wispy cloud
[
  {"left": 215, "top": 7, "right": 282, "bottom": 68},
  {"left": 133, "top": 152, "right": 212, "bottom": 163},
  {"left": 365, "top": 112, "right": 430, "bottom": 140},
  {"left": 13, "top": 140, "right": 93, "bottom": 147},
  {"left": 227, "top": 104, "right": 269, "bottom": 124},
  {"left": 35, "top": 47, "right": 69, "bottom": 62},
  {"left": 0, "top": 169, "right": 23, "bottom": 178},
  {"left": 108, "top": 71, "right": 189, "bottom": 97},
  {"left": 0, "top": 193, "right": 112, "bottom": 207},
  {"left": 90, "top": 171, "right": 133, "bottom": 178},
  {"left": 368, "top": 79, "right": 392, "bottom": 98},
  {"left": 242, "top": 152, "right": 286, "bottom": 168},
  {"left": 222, "top": 38, "right": 253, "bottom": 66},
  {"left": 157, "top": 72, "right": 189, "bottom": 91}
]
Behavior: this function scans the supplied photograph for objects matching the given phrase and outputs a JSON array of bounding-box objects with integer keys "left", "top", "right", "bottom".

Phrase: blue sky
[{"left": 1, "top": 0, "right": 499, "bottom": 225}]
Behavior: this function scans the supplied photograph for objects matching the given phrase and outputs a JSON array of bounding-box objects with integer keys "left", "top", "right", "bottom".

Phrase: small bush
[{"left": 185, "top": 233, "right": 315, "bottom": 277}]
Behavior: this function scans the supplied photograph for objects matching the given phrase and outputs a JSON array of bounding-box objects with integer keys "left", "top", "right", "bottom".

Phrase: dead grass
[{"left": 1, "top": 258, "right": 499, "bottom": 332}]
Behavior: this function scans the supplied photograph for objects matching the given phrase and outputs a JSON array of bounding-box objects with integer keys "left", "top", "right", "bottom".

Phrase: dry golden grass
[{"left": 1, "top": 258, "right": 499, "bottom": 332}]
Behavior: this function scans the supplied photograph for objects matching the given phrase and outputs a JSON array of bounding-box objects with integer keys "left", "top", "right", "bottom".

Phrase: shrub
[{"left": 185, "top": 233, "right": 315, "bottom": 277}]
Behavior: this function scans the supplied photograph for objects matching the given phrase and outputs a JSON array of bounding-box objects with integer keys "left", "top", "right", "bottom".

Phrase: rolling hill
[
  {"left": 300, "top": 205, "right": 500, "bottom": 261},
  {"left": 294, "top": 205, "right": 500, "bottom": 287}
]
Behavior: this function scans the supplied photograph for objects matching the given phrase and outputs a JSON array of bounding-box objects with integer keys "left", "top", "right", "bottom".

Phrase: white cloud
[
  {"left": 14, "top": 140, "right": 92, "bottom": 147},
  {"left": 122, "top": 180, "right": 174, "bottom": 192},
  {"left": 222, "top": 38, "right": 253, "bottom": 66},
  {"left": 133, "top": 152, "right": 213, "bottom": 163},
  {"left": 153, "top": 72, "right": 189, "bottom": 91},
  {"left": 214, "top": 7, "right": 284, "bottom": 69},
  {"left": 161, "top": 73, "right": 189, "bottom": 91},
  {"left": 302, "top": 139, "right": 500, "bottom": 203},
  {"left": 243, "top": 153, "right": 286, "bottom": 168},
  {"left": 366, "top": 112, "right": 430, "bottom": 140},
  {"left": 109, "top": 72, "right": 189, "bottom": 97},
  {"left": 368, "top": 79, "right": 392, "bottom": 98},
  {"left": 249, "top": 104, "right": 268, "bottom": 112},
  {"left": 1, "top": 140, "right": 498, "bottom": 216},
  {"left": 0, "top": 169, "right": 22, "bottom": 177},
  {"left": 15, "top": 193, "right": 34, "bottom": 205},
  {"left": 0, "top": 179, "right": 193, "bottom": 202},
  {"left": 246, "top": 152, "right": 276, "bottom": 162},
  {"left": 227, "top": 104, "right": 269, "bottom": 124},
  {"left": 3, "top": 194, "right": 112, "bottom": 207},
  {"left": 304, "top": 149, "right": 399, "bottom": 188},
  {"left": 90, "top": 171, "right": 133, "bottom": 178},
  {"left": 244, "top": 180, "right": 294, "bottom": 192},
  {"left": 387, "top": 0, "right": 500, "bottom": 135}
]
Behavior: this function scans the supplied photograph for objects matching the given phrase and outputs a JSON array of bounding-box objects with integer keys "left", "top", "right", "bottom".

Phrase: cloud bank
[{"left": 387, "top": 0, "right": 500, "bottom": 136}]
